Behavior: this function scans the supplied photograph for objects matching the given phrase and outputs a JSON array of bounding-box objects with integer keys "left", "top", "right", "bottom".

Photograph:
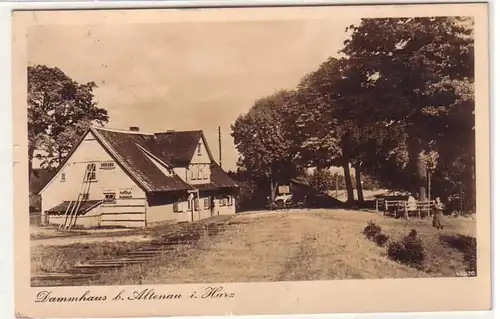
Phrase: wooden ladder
[{"left": 59, "top": 164, "right": 94, "bottom": 230}]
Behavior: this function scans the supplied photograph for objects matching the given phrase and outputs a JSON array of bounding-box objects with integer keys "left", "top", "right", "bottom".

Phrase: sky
[{"left": 28, "top": 18, "right": 360, "bottom": 171}]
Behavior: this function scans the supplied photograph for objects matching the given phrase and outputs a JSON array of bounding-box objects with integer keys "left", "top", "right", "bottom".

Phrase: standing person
[
  {"left": 432, "top": 197, "right": 445, "bottom": 230},
  {"left": 405, "top": 193, "right": 418, "bottom": 219}
]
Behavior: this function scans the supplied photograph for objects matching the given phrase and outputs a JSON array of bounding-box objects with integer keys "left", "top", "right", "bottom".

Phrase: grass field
[{"left": 31, "top": 209, "right": 476, "bottom": 285}]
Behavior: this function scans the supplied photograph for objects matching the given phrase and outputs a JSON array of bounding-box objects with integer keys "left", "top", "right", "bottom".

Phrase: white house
[{"left": 37, "top": 126, "right": 239, "bottom": 228}]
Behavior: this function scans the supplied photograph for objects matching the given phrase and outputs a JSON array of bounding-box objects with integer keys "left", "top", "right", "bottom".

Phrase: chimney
[
  {"left": 165, "top": 129, "right": 176, "bottom": 133},
  {"left": 129, "top": 126, "right": 140, "bottom": 132}
]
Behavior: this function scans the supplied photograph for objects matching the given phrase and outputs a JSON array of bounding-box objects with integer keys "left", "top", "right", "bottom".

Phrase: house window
[
  {"left": 219, "top": 197, "right": 226, "bottom": 206},
  {"left": 227, "top": 196, "right": 233, "bottom": 206},
  {"left": 199, "top": 165, "right": 207, "bottom": 180},
  {"left": 86, "top": 163, "right": 97, "bottom": 181},
  {"left": 194, "top": 199, "right": 200, "bottom": 211},
  {"left": 103, "top": 192, "right": 116, "bottom": 203},
  {"left": 190, "top": 168, "right": 195, "bottom": 181},
  {"left": 82, "top": 193, "right": 89, "bottom": 201},
  {"left": 197, "top": 142, "right": 202, "bottom": 156},
  {"left": 187, "top": 199, "right": 192, "bottom": 210},
  {"left": 204, "top": 198, "right": 210, "bottom": 209},
  {"left": 195, "top": 166, "right": 201, "bottom": 180},
  {"left": 100, "top": 161, "right": 115, "bottom": 170},
  {"left": 61, "top": 172, "right": 66, "bottom": 182},
  {"left": 173, "top": 201, "right": 183, "bottom": 212}
]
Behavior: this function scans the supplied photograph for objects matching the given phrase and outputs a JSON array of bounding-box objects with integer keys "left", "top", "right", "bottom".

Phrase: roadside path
[{"left": 30, "top": 234, "right": 152, "bottom": 247}]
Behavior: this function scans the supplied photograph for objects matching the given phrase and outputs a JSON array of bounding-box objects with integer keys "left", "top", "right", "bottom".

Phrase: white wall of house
[
  {"left": 147, "top": 202, "right": 175, "bottom": 224},
  {"left": 101, "top": 198, "right": 147, "bottom": 228},
  {"left": 188, "top": 137, "right": 212, "bottom": 185},
  {"left": 174, "top": 167, "right": 188, "bottom": 182},
  {"left": 47, "top": 204, "right": 102, "bottom": 228},
  {"left": 213, "top": 195, "right": 236, "bottom": 216},
  {"left": 40, "top": 131, "right": 145, "bottom": 218},
  {"left": 191, "top": 137, "right": 211, "bottom": 164},
  {"left": 192, "top": 196, "right": 214, "bottom": 221},
  {"left": 40, "top": 131, "right": 236, "bottom": 228}
]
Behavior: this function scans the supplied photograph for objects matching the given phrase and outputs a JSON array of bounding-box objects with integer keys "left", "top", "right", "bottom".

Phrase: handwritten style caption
[{"left": 35, "top": 286, "right": 235, "bottom": 303}]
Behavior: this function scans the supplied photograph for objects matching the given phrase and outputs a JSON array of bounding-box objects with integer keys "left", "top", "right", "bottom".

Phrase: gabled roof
[
  {"left": 38, "top": 126, "right": 237, "bottom": 195},
  {"left": 197, "top": 163, "right": 239, "bottom": 191},
  {"left": 153, "top": 130, "right": 216, "bottom": 167},
  {"left": 92, "top": 128, "right": 194, "bottom": 193}
]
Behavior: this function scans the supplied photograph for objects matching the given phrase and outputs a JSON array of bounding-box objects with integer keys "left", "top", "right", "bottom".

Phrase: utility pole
[{"left": 218, "top": 126, "right": 222, "bottom": 169}]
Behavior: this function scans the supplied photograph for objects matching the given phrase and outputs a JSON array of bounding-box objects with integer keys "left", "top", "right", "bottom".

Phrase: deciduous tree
[
  {"left": 231, "top": 90, "right": 304, "bottom": 201},
  {"left": 341, "top": 17, "right": 474, "bottom": 201},
  {"left": 28, "top": 65, "right": 109, "bottom": 175}
]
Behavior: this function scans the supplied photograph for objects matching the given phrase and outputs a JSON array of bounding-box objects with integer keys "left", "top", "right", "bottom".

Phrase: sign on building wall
[
  {"left": 118, "top": 188, "right": 133, "bottom": 199},
  {"left": 278, "top": 185, "right": 290, "bottom": 194}
]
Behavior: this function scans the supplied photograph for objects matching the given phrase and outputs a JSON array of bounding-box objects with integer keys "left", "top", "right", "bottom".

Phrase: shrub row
[
  {"left": 363, "top": 221, "right": 389, "bottom": 247},
  {"left": 363, "top": 221, "right": 426, "bottom": 270},
  {"left": 387, "top": 229, "right": 426, "bottom": 271}
]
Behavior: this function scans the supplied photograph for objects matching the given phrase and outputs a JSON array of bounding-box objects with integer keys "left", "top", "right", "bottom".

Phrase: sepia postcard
[{"left": 11, "top": 2, "right": 491, "bottom": 318}]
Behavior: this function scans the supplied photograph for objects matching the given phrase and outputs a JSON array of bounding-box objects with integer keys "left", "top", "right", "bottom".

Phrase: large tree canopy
[
  {"left": 28, "top": 65, "right": 109, "bottom": 174},
  {"left": 231, "top": 90, "right": 305, "bottom": 201},
  {"left": 231, "top": 17, "right": 475, "bottom": 211},
  {"left": 340, "top": 17, "right": 474, "bottom": 201}
]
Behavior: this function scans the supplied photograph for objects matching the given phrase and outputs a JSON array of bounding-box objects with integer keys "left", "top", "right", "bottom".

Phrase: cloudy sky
[{"left": 28, "top": 17, "right": 359, "bottom": 171}]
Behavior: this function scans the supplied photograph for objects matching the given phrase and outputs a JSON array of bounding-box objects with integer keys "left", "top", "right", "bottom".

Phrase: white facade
[
  {"left": 40, "top": 131, "right": 147, "bottom": 228},
  {"left": 39, "top": 129, "right": 237, "bottom": 229}
]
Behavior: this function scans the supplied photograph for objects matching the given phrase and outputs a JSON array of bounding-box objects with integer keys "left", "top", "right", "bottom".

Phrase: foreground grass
[
  {"left": 31, "top": 209, "right": 476, "bottom": 284},
  {"left": 31, "top": 216, "right": 232, "bottom": 277}
]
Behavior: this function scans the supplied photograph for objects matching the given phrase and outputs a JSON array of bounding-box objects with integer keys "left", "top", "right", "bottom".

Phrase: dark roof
[
  {"left": 46, "top": 200, "right": 102, "bottom": 214},
  {"left": 38, "top": 126, "right": 237, "bottom": 194},
  {"left": 153, "top": 131, "right": 202, "bottom": 167},
  {"left": 210, "top": 163, "right": 239, "bottom": 188},
  {"left": 93, "top": 128, "right": 193, "bottom": 192},
  {"left": 196, "top": 163, "right": 239, "bottom": 191}
]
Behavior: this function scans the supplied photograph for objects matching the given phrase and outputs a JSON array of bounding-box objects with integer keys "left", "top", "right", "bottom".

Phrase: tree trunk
[
  {"left": 417, "top": 163, "right": 427, "bottom": 200},
  {"left": 354, "top": 164, "right": 364, "bottom": 202},
  {"left": 28, "top": 144, "right": 35, "bottom": 184},
  {"left": 270, "top": 178, "right": 278, "bottom": 202},
  {"left": 342, "top": 159, "right": 355, "bottom": 204},
  {"left": 270, "top": 180, "right": 275, "bottom": 202},
  {"left": 409, "top": 137, "right": 427, "bottom": 201}
]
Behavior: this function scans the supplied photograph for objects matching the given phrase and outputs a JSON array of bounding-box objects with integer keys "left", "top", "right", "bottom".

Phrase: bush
[
  {"left": 363, "top": 221, "right": 382, "bottom": 240},
  {"left": 363, "top": 221, "right": 390, "bottom": 247},
  {"left": 374, "top": 233, "right": 389, "bottom": 246},
  {"left": 387, "top": 229, "right": 426, "bottom": 270}
]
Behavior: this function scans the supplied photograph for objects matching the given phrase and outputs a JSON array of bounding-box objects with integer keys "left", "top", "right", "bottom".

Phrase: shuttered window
[
  {"left": 173, "top": 201, "right": 183, "bottom": 212},
  {"left": 219, "top": 197, "right": 226, "bottom": 206}
]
